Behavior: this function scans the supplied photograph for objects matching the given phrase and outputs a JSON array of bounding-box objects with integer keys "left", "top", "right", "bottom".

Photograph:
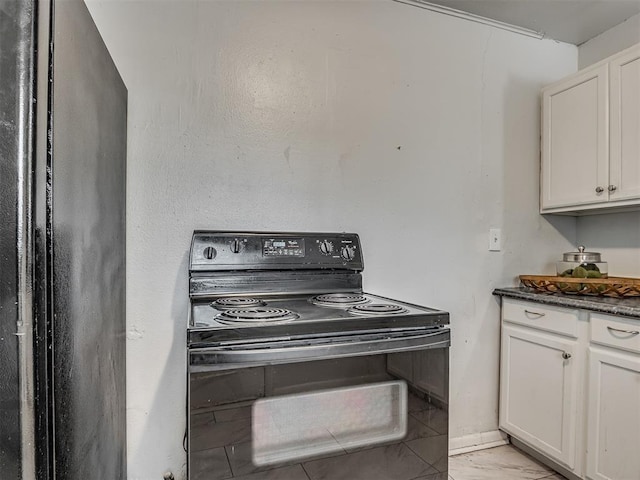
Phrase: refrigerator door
[
  {"left": 0, "top": 1, "right": 37, "bottom": 478},
  {"left": 45, "top": 0, "right": 127, "bottom": 478},
  {"left": 2, "top": 1, "right": 127, "bottom": 478}
]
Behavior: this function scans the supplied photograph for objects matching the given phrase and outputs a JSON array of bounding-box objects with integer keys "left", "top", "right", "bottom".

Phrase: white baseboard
[{"left": 449, "top": 430, "right": 509, "bottom": 456}]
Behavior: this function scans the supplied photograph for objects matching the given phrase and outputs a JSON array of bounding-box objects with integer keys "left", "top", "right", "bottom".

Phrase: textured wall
[
  {"left": 576, "top": 212, "right": 640, "bottom": 277},
  {"left": 85, "top": 1, "right": 577, "bottom": 478},
  {"left": 579, "top": 13, "right": 640, "bottom": 69}
]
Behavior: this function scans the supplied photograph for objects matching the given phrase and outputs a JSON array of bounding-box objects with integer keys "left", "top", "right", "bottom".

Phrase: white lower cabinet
[
  {"left": 500, "top": 307, "right": 580, "bottom": 470},
  {"left": 500, "top": 298, "right": 640, "bottom": 480},
  {"left": 586, "top": 314, "right": 640, "bottom": 480}
]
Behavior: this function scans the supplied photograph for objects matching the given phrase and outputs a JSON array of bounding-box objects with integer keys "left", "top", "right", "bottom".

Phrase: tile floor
[
  {"left": 191, "top": 391, "right": 449, "bottom": 480},
  {"left": 191, "top": 442, "right": 565, "bottom": 479},
  {"left": 449, "top": 445, "right": 566, "bottom": 480}
]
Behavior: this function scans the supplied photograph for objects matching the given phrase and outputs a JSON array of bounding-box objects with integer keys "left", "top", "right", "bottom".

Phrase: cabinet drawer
[
  {"left": 502, "top": 299, "right": 579, "bottom": 338},
  {"left": 590, "top": 313, "right": 640, "bottom": 354}
]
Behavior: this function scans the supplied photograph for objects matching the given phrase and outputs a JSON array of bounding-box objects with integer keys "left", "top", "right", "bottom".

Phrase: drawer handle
[
  {"left": 562, "top": 352, "right": 572, "bottom": 360},
  {"left": 606, "top": 326, "right": 640, "bottom": 336},
  {"left": 524, "top": 310, "right": 546, "bottom": 318}
]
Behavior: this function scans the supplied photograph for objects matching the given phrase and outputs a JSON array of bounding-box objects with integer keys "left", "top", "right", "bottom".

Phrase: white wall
[
  {"left": 577, "top": 16, "right": 640, "bottom": 277},
  {"left": 575, "top": 212, "right": 640, "bottom": 276},
  {"left": 85, "top": 1, "right": 577, "bottom": 478},
  {"left": 579, "top": 13, "right": 640, "bottom": 69}
]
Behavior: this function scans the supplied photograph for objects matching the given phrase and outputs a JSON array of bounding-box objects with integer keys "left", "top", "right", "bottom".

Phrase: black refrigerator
[{"left": 0, "top": 0, "right": 127, "bottom": 478}]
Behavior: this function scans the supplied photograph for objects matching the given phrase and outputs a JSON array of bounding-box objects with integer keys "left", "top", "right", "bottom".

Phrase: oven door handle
[{"left": 189, "top": 329, "right": 450, "bottom": 371}]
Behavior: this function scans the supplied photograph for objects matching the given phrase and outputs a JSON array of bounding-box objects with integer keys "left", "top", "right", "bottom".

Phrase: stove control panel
[
  {"left": 190, "top": 231, "right": 363, "bottom": 271},
  {"left": 319, "top": 240, "right": 334, "bottom": 255},
  {"left": 202, "top": 246, "right": 217, "bottom": 260},
  {"left": 230, "top": 239, "right": 242, "bottom": 254},
  {"left": 340, "top": 245, "right": 356, "bottom": 261},
  {"left": 263, "top": 238, "right": 305, "bottom": 257}
]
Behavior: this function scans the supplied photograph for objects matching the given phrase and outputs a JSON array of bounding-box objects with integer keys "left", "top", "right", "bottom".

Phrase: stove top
[
  {"left": 309, "top": 293, "right": 370, "bottom": 308},
  {"left": 187, "top": 231, "right": 449, "bottom": 348},
  {"left": 192, "top": 293, "right": 442, "bottom": 328},
  {"left": 210, "top": 297, "right": 267, "bottom": 310},
  {"left": 189, "top": 292, "right": 448, "bottom": 347},
  {"left": 214, "top": 306, "right": 300, "bottom": 326}
]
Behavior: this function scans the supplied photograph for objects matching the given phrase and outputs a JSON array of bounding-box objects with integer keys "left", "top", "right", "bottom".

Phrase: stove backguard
[
  {"left": 190, "top": 231, "right": 364, "bottom": 273},
  {"left": 189, "top": 270, "right": 363, "bottom": 300}
]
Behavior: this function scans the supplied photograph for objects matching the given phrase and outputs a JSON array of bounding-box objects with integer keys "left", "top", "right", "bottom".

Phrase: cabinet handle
[
  {"left": 595, "top": 186, "right": 605, "bottom": 193},
  {"left": 608, "top": 185, "right": 617, "bottom": 192},
  {"left": 562, "top": 352, "right": 572, "bottom": 360},
  {"left": 606, "top": 326, "right": 639, "bottom": 336},
  {"left": 524, "top": 309, "right": 546, "bottom": 317}
]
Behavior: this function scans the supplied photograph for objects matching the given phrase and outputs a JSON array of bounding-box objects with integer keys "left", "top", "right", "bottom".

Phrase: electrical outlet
[{"left": 489, "top": 228, "right": 502, "bottom": 251}]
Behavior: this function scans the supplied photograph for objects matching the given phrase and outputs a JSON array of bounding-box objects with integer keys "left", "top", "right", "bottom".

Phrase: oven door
[{"left": 188, "top": 328, "right": 449, "bottom": 480}]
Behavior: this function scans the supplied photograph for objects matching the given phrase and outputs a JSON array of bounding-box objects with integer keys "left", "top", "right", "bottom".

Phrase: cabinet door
[
  {"left": 500, "top": 324, "right": 579, "bottom": 468},
  {"left": 609, "top": 46, "right": 640, "bottom": 202},
  {"left": 586, "top": 347, "right": 640, "bottom": 480},
  {"left": 541, "top": 64, "right": 609, "bottom": 210}
]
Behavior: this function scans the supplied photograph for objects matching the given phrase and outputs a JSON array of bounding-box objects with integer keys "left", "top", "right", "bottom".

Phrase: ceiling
[{"left": 424, "top": 0, "right": 640, "bottom": 45}]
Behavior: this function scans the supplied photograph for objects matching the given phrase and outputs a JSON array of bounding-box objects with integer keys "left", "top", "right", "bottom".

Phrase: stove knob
[
  {"left": 231, "top": 239, "right": 241, "bottom": 254},
  {"left": 340, "top": 245, "right": 356, "bottom": 261},
  {"left": 319, "top": 240, "right": 334, "bottom": 255},
  {"left": 203, "top": 246, "right": 217, "bottom": 260}
]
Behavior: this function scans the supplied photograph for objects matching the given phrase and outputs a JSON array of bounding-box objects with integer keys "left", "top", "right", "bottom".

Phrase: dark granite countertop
[{"left": 493, "top": 287, "right": 640, "bottom": 320}]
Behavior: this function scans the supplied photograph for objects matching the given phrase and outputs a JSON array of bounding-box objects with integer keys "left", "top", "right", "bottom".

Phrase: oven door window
[
  {"left": 252, "top": 380, "right": 407, "bottom": 466},
  {"left": 189, "top": 350, "right": 448, "bottom": 479}
]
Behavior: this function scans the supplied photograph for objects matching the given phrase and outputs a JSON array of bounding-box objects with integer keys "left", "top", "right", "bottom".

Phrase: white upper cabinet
[
  {"left": 610, "top": 47, "right": 640, "bottom": 202},
  {"left": 541, "top": 65, "right": 609, "bottom": 210},
  {"left": 541, "top": 44, "right": 640, "bottom": 214}
]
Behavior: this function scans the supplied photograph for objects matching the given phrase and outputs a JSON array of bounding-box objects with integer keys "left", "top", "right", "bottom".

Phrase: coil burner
[
  {"left": 215, "top": 307, "right": 299, "bottom": 326},
  {"left": 310, "top": 293, "right": 370, "bottom": 308},
  {"left": 348, "top": 304, "right": 409, "bottom": 316},
  {"left": 211, "top": 297, "right": 266, "bottom": 310}
]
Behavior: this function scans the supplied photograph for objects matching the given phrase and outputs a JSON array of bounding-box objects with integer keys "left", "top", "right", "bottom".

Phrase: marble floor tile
[
  {"left": 410, "top": 408, "right": 448, "bottom": 435},
  {"left": 225, "top": 441, "right": 347, "bottom": 478},
  {"left": 192, "top": 411, "right": 216, "bottom": 427},
  {"left": 449, "top": 445, "right": 556, "bottom": 480},
  {"left": 191, "top": 417, "right": 253, "bottom": 452},
  {"left": 232, "top": 465, "right": 310, "bottom": 480},
  {"left": 190, "top": 447, "right": 232, "bottom": 480},
  {"left": 344, "top": 415, "right": 440, "bottom": 453},
  {"left": 408, "top": 393, "right": 433, "bottom": 413},
  {"left": 214, "top": 405, "right": 253, "bottom": 422},
  {"left": 225, "top": 442, "right": 266, "bottom": 477},
  {"left": 303, "top": 442, "right": 437, "bottom": 480},
  {"left": 405, "top": 415, "right": 441, "bottom": 441},
  {"left": 412, "top": 472, "right": 450, "bottom": 480},
  {"left": 405, "top": 434, "right": 448, "bottom": 472}
]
